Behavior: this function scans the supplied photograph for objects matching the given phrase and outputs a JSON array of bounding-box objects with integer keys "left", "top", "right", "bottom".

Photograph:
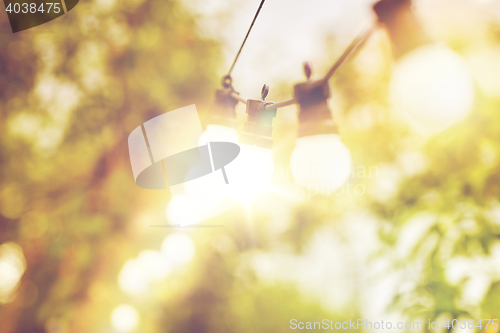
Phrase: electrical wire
[
  {"left": 321, "top": 27, "right": 375, "bottom": 83},
  {"left": 226, "top": 0, "right": 267, "bottom": 77},
  {"left": 223, "top": 1, "right": 373, "bottom": 108},
  {"left": 263, "top": 28, "right": 375, "bottom": 110}
]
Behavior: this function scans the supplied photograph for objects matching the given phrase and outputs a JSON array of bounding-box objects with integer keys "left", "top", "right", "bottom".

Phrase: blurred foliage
[{"left": 1, "top": 0, "right": 500, "bottom": 332}]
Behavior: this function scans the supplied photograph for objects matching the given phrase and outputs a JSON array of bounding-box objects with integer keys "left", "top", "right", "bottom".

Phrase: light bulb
[
  {"left": 166, "top": 170, "right": 234, "bottom": 226},
  {"left": 390, "top": 44, "right": 475, "bottom": 133},
  {"left": 224, "top": 143, "right": 274, "bottom": 203},
  {"left": 198, "top": 124, "right": 239, "bottom": 145},
  {"left": 166, "top": 128, "right": 238, "bottom": 226},
  {"left": 167, "top": 143, "right": 275, "bottom": 215},
  {"left": 290, "top": 134, "right": 351, "bottom": 192}
]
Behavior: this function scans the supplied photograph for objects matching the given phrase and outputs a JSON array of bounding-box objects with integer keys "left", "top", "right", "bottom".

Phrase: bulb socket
[
  {"left": 208, "top": 88, "right": 239, "bottom": 129},
  {"left": 239, "top": 99, "right": 277, "bottom": 149},
  {"left": 373, "top": 0, "right": 430, "bottom": 59},
  {"left": 294, "top": 79, "right": 339, "bottom": 138}
]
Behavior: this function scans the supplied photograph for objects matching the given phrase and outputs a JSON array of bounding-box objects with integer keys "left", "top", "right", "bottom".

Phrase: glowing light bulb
[
  {"left": 198, "top": 124, "right": 239, "bottom": 145},
  {"left": 290, "top": 134, "right": 351, "bottom": 192},
  {"left": 224, "top": 144, "right": 274, "bottom": 203},
  {"left": 165, "top": 144, "right": 274, "bottom": 222},
  {"left": 166, "top": 153, "right": 235, "bottom": 226},
  {"left": 390, "top": 44, "right": 475, "bottom": 133}
]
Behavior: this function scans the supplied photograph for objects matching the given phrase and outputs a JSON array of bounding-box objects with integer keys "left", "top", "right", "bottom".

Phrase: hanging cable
[
  {"left": 321, "top": 27, "right": 375, "bottom": 83},
  {"left": 230, "top": 91, "right": 248, "bottom": 104},
  {"left": 264, "top": 27, "right": 375, "bottom": 110},
  {"left": 226, "top": 0, "right": 267, "bottom": 78},
  {"left": 219, "top": 0, "right": 373, "bottom": 110}
]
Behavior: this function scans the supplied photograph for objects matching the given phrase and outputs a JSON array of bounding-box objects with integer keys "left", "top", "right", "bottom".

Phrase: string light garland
[
  {"left": 223, "top": 85, "right": 276, "bottom": 202},
  {"left": 200, "top": 0, "right": 268, "bottom": 145},
  {"left": 239, "top": 84, "right": 277, "bottom": 149},
  {"left": 202, "top": 0, "right": 475, "bottom": 194}
]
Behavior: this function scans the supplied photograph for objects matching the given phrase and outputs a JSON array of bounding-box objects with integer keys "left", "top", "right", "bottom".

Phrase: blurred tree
[
  {"left": 1, "top": 0, "right": 500, "bottom": 332},
  {"left": 0, "top": 0, "right": 220, "bottom": 331}
]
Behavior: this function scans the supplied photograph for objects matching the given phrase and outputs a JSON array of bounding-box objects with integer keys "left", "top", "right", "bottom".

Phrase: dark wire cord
[
  {"left": 264, "top": 27, "right": 376, "bottom": 110},
  {"left": 227, "top": 0, "right": 267, "bottom": 77},
  {"left": 321, "top": 27, "right": 375, "bottom": 83}
]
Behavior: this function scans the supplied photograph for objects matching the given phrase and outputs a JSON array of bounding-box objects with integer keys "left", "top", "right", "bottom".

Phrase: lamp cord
[
  {"left": 226, "top": 0, "right": 267, "bottom": 77},
  {"left": 223, "top": 2, "right": 374, "bottom": 105},
  {"left": 321, "top": 27, "right": 375, "bottom": 84}
]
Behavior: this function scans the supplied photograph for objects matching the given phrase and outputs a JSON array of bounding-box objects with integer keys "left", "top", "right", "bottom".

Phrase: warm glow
[
  {"left": 224, "top": 143, "right": 275, "bottom": 203},
  {"left": 166, "top": 194, "right": 204, "bottom": 226},
  {"left": 136, "top": 250, "right": 171, "bottom": 281},
  {"left": 167, "top": 138, "right": 275, "bottom": 222},
  {"left": 466, "top": 46, "right": 500, "bottom": 97},
  {"left": 390, "top": 44, "right": 475, "bottom": 133},
  {"left": 166, "top": 175, "right": 233, "bottom": 226},
  {"left": 199, "top": 124, "right": 239, "bottom": 145},
  {"left": 111, "top": 304, "right": 139, "bottom": 333},
  {"left": 118, "top": 258, "right": 148, "bottom": 295},
  {"left": 118, "top": 238, "right": 193, "bottom": 295},
  {"left": 182, "top": 168, "right": 234, "bottom": 222},
  {"left": 161, "top": 233, "right": 196, "bottom": 266},
  {"left": 290, "top": 134, "right": 351, "bottom": 192},
  {"left": 0, "top": 242, "right": 26, "bottom": 304}
]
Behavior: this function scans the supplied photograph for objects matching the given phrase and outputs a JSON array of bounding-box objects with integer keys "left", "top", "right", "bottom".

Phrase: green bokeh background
[{"left": 1, "top": 0, "right": 500, "bottom": 332}]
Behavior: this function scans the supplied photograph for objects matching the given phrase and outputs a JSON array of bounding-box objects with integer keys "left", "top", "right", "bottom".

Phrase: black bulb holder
[
  {"left": 209, "top": 87, "right": 239, "bottom": 129},
  {"left": 373, "top": 0, "right": 431, "bottom": 59},
  {"left": 294, "top": 63, "right": 339, "bottom": 138},
  {"left": 239, "top": 84, "right": 277, "bottom": 149}
]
